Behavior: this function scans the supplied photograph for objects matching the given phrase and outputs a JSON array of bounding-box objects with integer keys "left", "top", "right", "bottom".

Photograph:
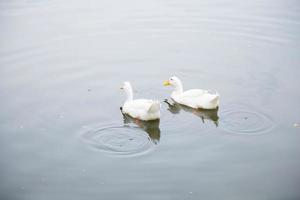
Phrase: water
[{"left": 1, "top": 0, "right": 300, "bottom": 199}]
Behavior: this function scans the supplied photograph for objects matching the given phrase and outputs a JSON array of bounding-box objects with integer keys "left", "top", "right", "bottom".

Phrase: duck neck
[
  {"left": 125, "top": 86, "right": 133, "bottom": 102},
  {"left": 174, "top": 81, "right": 183, "bottom": 94}
]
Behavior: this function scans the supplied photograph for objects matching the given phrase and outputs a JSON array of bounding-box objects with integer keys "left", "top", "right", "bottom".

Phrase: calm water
[{"left": 1, "top": 0, "right": 300, "bottom": 199}]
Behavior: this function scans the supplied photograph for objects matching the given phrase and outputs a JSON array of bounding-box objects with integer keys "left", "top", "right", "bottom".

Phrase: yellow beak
[{"left": 163, "top": 80, "right": 171, "bottom": 86}]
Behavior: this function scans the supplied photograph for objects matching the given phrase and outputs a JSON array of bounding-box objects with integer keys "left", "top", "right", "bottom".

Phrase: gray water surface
[{"left": 1, "top": 0, "right": 300, "bottom": 200}]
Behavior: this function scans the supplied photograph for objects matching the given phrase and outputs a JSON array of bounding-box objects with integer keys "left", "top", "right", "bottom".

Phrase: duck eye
[{"left": 170, "top": 78, "right": 173, "bottom": 81}]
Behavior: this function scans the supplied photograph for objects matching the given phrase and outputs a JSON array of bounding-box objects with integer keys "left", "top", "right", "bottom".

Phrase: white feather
[
  {"left": 166, "top": 77, "right": 220, "bottom": 109},
  {"left": 121, "top": 82, "right": 160, "bottom": 121}
]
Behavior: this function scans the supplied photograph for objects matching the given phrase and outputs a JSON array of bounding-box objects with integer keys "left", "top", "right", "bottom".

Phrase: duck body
[
  {"left": 171, "top": 89, "right": 219, "bottom": 109},
  {"left": 164, "top": 77, "right": 219, "bottom": 109},
  {"left": 121, "top": 82, "right": 160, "bottom": 121},
  {"left": 123, "top": 99, "right": 160, "bottom": 121}
]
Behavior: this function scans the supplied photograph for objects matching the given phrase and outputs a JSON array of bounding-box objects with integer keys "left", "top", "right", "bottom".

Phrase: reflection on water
[
  {"left": 164, "top": 99, "right": 219, "bottom": 127},
  {"left": 122, "top": 113, "right": 160, "bottom": 144}
]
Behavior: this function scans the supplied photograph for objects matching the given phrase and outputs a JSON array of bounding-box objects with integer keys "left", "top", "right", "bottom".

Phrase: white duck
[
  {"left": 163, "top": 76, "right": 219, "bottom": 109},
  {"left": 120, "top": 82, "right": 160, "bottom": 121}
]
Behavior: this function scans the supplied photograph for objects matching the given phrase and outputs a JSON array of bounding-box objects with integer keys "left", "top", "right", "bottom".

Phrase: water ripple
[
  {"left": 219, "top": 106, "right": 274, "bottom": 135},
  {"left": 80, "top": 124, "right": 155, "bottom": 156}
]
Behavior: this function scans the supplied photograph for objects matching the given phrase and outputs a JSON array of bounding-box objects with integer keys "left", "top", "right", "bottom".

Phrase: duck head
[{"left": 163, "top": 76, "right": 183, "bottom": 93}]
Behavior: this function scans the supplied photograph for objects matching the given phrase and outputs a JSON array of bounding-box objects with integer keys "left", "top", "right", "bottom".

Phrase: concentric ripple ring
[
  {"left": 80, "top": 124, "right": 155, "bottom": 156},
  {"left": 219, "top": 110, "right": 274, "bottom": 135}
]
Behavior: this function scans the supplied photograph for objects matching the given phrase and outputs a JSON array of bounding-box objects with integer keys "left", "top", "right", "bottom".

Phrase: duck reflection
[
  {"left": 122, "top": 113, "right": 161, "bottom": 144},
  {"left": 164, "top": 99, "right": 219, "bottom": 127}
]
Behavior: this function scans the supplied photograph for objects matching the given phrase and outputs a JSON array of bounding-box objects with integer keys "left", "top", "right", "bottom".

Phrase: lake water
[{"left": 1, "top": 0, "right": 300, "bottom": 199}]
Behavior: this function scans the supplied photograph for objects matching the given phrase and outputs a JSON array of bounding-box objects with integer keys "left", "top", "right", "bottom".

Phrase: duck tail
[
  {"left": 210, "top": 95, "right": 220, "bottom": 105},
  {"left": 148, "top": 101, "right": 160, "bottom": 113}
]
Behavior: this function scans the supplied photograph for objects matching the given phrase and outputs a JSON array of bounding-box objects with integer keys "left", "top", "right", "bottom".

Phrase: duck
[
  {"left": 120, "top": 81, "right": 160, "bottom": 121},
  {"left": 163, "top": 76, "right": 219, "bottom": 109}
]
